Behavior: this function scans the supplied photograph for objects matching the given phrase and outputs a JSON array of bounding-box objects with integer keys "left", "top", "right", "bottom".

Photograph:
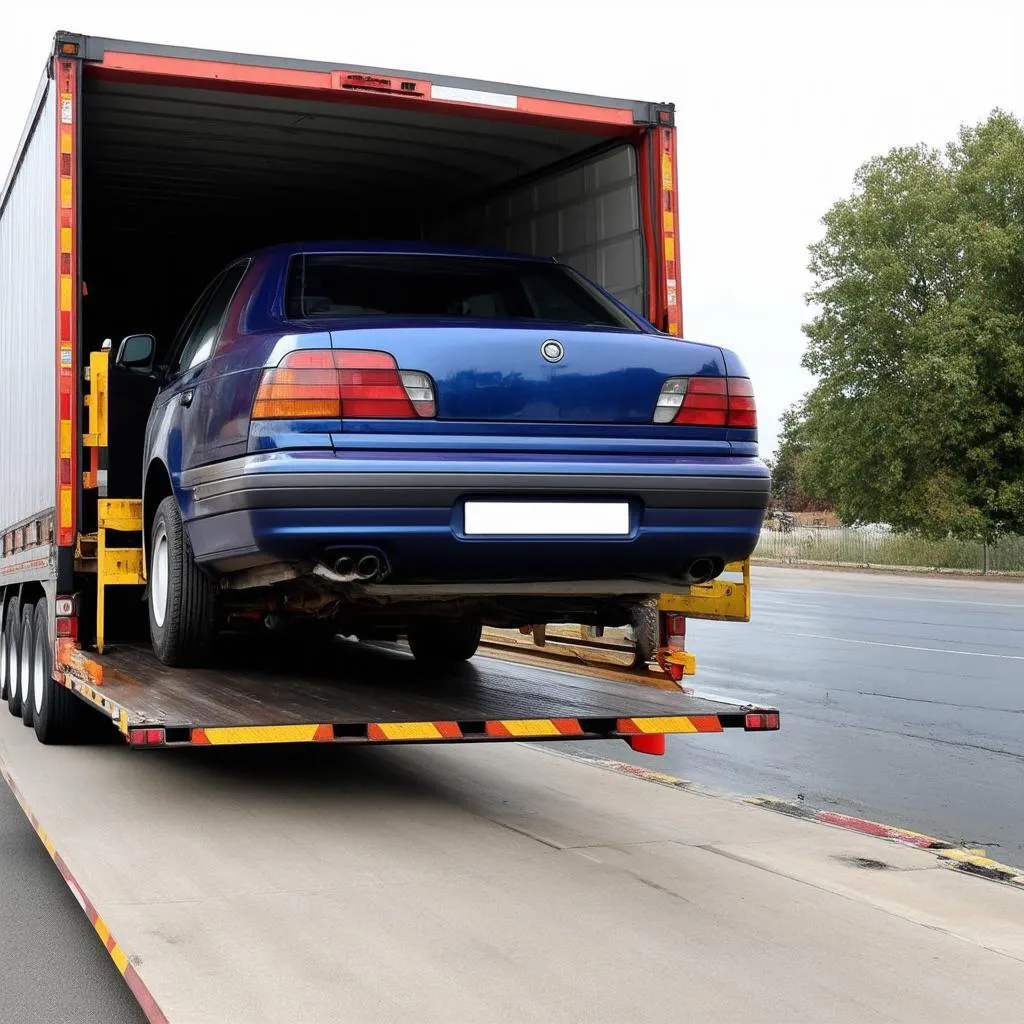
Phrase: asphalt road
[
  {"left": 575, "top": 566, "right": 1024, "bottom": 866},
  {"left": 0, "top": 776, "right": 146, "bottom": 1024}
]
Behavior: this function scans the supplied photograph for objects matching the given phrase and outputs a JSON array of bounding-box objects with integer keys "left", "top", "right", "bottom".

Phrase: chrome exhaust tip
[
  {"left": 687, "top": 558, "right": 717, "bottom": 584},
  {"left": 355, "top": 554, "right": 381, "bottom": 580}
]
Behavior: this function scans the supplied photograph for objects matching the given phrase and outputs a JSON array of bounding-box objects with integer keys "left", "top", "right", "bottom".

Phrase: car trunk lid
[{"left": 328, "top": 323, "right": 726, "bottom": 425}]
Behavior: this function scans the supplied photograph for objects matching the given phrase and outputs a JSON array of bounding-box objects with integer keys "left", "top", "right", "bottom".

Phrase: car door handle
[{"left": 179, "top": 389, "right": 194, "bottom": 408}]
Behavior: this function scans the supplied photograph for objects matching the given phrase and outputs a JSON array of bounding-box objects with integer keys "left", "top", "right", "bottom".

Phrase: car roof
[{"left": 249, "top": 241, "right": 557, "bottom": 263}]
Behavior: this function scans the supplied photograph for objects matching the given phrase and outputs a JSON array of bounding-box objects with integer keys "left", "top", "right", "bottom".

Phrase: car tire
[
  {"left": 407, "top": 618, "right": 482, "bottom": 665},
  {"left": 5, "top": 600, "right": 23, "bottom": 717},
  {"left": 19, "top": 603, "right": 35, "bottom": 727},
  {"left": 629, "top": 599, "right": 659, "bottom": 668},
  {"left": 149, "top": 496, "right": 218, "bottom": 666},
  {"left": 32, "top": 597, "right": 89, "bottom": 744}
]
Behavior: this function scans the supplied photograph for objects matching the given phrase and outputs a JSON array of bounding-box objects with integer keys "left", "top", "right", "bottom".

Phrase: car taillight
[
  {"left": 252, "top": 349, "right": 436, "bottom": 420},
  {"left": 727, "top": 377, "right": 757, "bottom": 428},
  {"left": 653, "top": 376, "right": 757, "bottom": 429}
]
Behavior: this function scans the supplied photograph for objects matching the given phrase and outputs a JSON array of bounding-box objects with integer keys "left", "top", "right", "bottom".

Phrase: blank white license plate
[{"left": 463, "top": 502, "right": 630, "bottom": 536}]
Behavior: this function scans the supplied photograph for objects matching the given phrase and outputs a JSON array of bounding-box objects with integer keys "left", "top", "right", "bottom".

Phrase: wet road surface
[{"left": 574, "top": 566, "right": 1024, "bottom": 866}]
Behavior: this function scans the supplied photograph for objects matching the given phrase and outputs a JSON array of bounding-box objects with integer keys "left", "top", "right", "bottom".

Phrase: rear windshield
[{"left": 284, "top": 253, "right": 640, "bottom": 330}]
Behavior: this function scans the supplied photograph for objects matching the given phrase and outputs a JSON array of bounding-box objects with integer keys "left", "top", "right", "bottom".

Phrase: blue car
[{"left": 116, "top": 244, "right": 769, "bottom": 666}]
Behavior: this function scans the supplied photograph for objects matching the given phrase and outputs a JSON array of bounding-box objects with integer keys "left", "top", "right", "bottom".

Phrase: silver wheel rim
[
  {"left": 33, "top": 621, "right": 44, "bottom": 716},
  {"left": 20, "top": 619, "right": 31, "bottom": 705},
  {"left": 152, "top": 521, "right": 170, "bottom": 628}
]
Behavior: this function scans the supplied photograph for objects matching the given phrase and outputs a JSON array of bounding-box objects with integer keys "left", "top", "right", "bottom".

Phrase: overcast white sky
[{"left": 2, "top": 0, "right": 1020, "bottom": 453}]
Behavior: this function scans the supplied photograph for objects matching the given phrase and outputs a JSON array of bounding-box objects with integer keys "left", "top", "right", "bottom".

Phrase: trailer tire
[
  {"left": 5, "top": 599, "right": 23, "bottom": 717},
  {"left": 0, "top": 599, "right": 7, "bottom": 702},
  {"left": 149, "top": 496, "right": 218, "bottom": 666},
  {"left": 32, "top": 598, "right": 88, "bottom": 744},
  {"left": 407, "top": 618, "right": 482, "bottom": 665},
  {"left": 19, "top": 603, "right": 36, "bottom": 727}
]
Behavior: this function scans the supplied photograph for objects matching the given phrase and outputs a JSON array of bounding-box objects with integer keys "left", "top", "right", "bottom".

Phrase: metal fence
[{"left": 755, "top": 527, "right": 1024, "bottom": 574}]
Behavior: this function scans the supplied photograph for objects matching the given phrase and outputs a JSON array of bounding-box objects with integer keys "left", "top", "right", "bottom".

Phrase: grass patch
[{"left": 755, "top": 529, "right": 1024, "bottom": 573}]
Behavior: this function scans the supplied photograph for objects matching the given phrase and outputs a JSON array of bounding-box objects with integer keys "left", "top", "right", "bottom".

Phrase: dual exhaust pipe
[
  {"left": 313, "top": 550, "right": 386, "bottom": 586},
  {"left": 334, "top": 553, "right": 382, "bottom": 582}
]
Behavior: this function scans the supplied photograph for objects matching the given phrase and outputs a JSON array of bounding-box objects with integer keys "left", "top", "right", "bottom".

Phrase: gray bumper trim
[{"left": 186, "top": 463, "right": 770, "bottom": 517}]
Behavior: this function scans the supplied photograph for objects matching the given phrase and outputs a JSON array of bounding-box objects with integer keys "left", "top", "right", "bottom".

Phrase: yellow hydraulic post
[{"left": 83, "top": 349, "right": 145, "bottom": 652}]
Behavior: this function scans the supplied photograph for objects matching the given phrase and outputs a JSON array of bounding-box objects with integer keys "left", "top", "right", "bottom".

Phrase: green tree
[{"left": 798, "top": 110, "right": 1024, "bottom": 540}]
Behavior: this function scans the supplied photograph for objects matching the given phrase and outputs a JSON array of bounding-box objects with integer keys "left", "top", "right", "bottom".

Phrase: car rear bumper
[
  {"left": 182, "top": 451, "right": 770, "bottom": 514},
  {"left": 180, "top": 451, "right": 770, "bottom": 586}
]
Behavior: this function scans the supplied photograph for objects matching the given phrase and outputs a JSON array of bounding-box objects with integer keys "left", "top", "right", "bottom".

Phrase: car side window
[{"left": 170, "top": 262, "right": 248, "bottom": 377}]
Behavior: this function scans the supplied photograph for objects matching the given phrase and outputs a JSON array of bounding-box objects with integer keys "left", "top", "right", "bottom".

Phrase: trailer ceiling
[{"left": 82, "top": 77, "right": 631, "bottom": 241}]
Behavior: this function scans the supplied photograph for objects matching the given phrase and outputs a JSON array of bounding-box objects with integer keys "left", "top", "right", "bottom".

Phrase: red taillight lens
[
  {"left": 252, "top": 350, "right": 435, "bottom": 420},
  {"left": 744, "top": 712, "right": 780, "bottom": 731},
  {"left": 653, "top": 376, "right": 757, "bottom": 429},
  {"left": 727, "top": 377, "right": 757, "bottom": 428},
  {"left": 676, "top": 377, "right": 728, "bottom": 426},
  {"left": 336, "top": 350, "right": 415, "bottom": 418}
]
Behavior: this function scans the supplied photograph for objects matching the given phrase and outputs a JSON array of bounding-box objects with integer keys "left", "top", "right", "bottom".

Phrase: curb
[
  {"left": 751, "top": 797, "right": 1024, "bottom": 888},
  {"left": 0, "top": 752, "right": 169, "bottom": 1024},
  {"left": 560, "top": 752, "right": 1024, "bottom": 890}
]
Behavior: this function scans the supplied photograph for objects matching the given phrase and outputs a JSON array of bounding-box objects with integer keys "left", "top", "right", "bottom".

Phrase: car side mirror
[{"left": 115, "top": 334, "right": 157, "bottom": 375}]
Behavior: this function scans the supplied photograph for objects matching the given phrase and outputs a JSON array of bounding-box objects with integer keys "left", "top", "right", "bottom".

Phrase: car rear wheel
[
  {"left": 19, "top": 602, "right": 35, "bottom": 727},
  {"left": 5, "top": 600, "right": 23, "bottom": 717},
  {"left": 628, "top": 599, "right": 659, "bottom": 668},
  {"left": 406, "top": 618, "right": 482, "bottom": 665},
  {"left": 149, "top": 496, "right": 218, "bottom": 666}
]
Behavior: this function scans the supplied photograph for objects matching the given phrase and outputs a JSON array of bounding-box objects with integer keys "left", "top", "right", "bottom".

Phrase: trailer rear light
[
  {"left": 252, "top": 350, "right": 436, "bottom": 420},
  {"left": 653, "top": 376, "right": 757, "bottom": 429},
  {"left": 129, "top": 727, "right": 165, "bottom": 746},
  {"left": 55, "top": 596, "right": 77, "bottom": 617},
  {"left": 664, "top": 613, "right": 687, "bottom": 650},
  {"left": 744, "top": 712, "right": 780, "bottom": 731}
]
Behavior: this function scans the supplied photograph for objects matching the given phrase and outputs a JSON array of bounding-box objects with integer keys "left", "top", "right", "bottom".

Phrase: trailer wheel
[
  {"left": 407, "top": 618, "right": 482, "bottom": 665},
  {"left": 19, "top": 602, "right": 36, "bottom": 727},
  {"left": 0, "top": 600, "right": 7, "bottom": 702},
  {"left": 5, "top": 599, "right": 23, "bottom": 717},
  {"left": 32, "top": 598, "right": 88, "bottom": 744},
  {"left": 149, "top": 496, "right": 218, "bottom": 666}
]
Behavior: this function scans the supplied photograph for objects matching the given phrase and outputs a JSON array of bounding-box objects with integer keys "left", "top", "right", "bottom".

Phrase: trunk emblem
[{"left": 541, "top": 339, "right": 564, "bottom": 363}]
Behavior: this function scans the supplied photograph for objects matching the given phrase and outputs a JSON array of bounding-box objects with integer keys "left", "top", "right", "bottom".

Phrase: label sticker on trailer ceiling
[{"left": 432, "top": 85, "right": 518, "bottom": 109}]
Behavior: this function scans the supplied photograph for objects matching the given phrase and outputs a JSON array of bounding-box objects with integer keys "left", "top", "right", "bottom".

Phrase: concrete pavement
[{"left": 2, "top": 710, "right": 1024, "bottom": 1023}]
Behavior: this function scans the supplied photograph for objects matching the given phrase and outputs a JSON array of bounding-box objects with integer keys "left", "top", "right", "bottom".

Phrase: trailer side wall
[{"left": 0, "top": 83, "right": 56, "bottom": 536}]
